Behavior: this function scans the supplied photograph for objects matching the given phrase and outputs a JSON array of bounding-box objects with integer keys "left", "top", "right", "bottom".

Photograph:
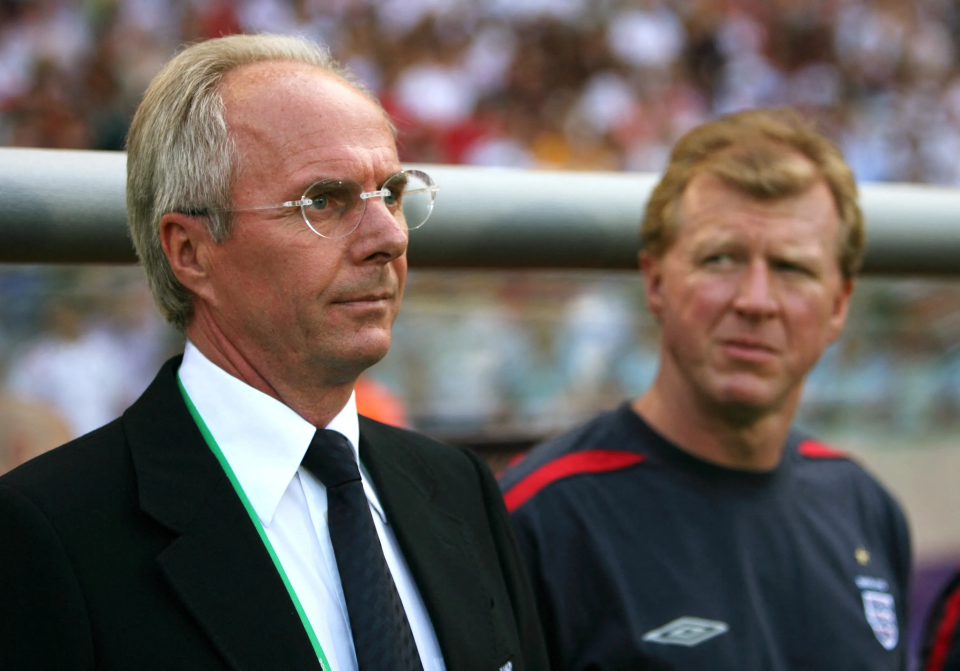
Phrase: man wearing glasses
[
  {"left": 501, "top": 109, "right": 910, "bottom": 670},
  {"left": 0, "top": 34, "right": 546, "bottom": 671}
]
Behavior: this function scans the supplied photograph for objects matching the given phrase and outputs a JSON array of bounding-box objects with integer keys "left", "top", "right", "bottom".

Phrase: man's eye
[
  {"left": 775, "top": 260, "right": 813, "bottom": 275},
  {"left": 703, "top": 253, "right": 735, "bottom": 266},
  {"left": 306, "top": 186, "right": 353, "bottom": 211},
  {"left": 383, "top": 187, "right": 401, "bottom": 207}
]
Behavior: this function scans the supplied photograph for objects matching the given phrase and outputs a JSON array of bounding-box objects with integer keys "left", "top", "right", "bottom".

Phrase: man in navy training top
[{"left": 501, "top": 108, "right": 911, "bottom": 671}]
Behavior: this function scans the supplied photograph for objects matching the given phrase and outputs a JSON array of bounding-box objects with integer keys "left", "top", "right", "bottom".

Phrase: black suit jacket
[{"left": 0, "top": 358, "right": 547, "bottom": 671}]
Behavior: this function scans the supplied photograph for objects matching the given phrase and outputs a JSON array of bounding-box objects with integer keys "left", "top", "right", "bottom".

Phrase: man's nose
[
  {"left": 352, "top": 197, "right": 408, "bottom": 263},
  {"left": 732, "top": 260, "right": 778, "bottom": 318}
]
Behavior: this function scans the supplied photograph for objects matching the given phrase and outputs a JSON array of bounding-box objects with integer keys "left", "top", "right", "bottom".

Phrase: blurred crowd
[
  {"left": 3, "top": 266, "right": 960, "bottom": 456},
  {"left": 0, "top": 267, "right": 178, "bottom": 472},
  {"left": 4, "top": 0, "right": 960, "bottom": 182},
  {"left": 2, "top": 0, "right": 960, "bottom": 461},
  {"left": 377, "top": 273, "right": 960, "bottom": 440}
]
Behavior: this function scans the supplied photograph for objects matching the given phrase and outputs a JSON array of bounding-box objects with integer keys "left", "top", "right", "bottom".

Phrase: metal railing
[{"left": 2, "top": 147, "right": 959, "bottom": 274}]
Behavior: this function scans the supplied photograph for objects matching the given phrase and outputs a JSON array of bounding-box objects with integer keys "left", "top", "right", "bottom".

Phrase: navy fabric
[
  {"left": 302, "top": 429, "right": 423, "bottom": 671},
  {"left": 501, "top": 403, "right": 912, "bottom": 671}
]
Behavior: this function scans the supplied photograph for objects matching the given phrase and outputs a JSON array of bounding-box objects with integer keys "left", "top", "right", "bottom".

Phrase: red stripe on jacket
[
  {"left": 798, "top": 439, "right": 848, "bottom": 459},
  {"left": 926, "top": 580, "right": 960, "bottom": 671},
  {"left": 504, "top": 450, "right": 645, "bottom": 513}
]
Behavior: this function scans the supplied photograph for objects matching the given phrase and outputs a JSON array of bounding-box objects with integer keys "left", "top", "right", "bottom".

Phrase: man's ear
[
  {"left": 826, "top": 277, "right": 854, "bottom": 345},
  {"left": 159, "top": 212, "right": 215, "bottom": 298},
  {"left": 639, "top": 250, "right": 664, "bottom": 321}
]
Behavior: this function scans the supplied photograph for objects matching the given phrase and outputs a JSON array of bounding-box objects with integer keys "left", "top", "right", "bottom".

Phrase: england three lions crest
[{"left": 856, "top": 576, "right": 899, "bottom": 651}]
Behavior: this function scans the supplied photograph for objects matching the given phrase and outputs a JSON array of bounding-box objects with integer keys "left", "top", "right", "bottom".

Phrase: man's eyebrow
[
  {"left": 690, "top": 233, "right": 743, "bottom": 253},
  {"left": 296, "top": 175, "right": 355, "bottom": 194},
  {"left": 770, "top": 246, "right": 825, "bottom": 267},
  {"left": 688, "top": 233, "right": 826, "bottom": 262},
  {"left": 385, "top": 172, "right": 408, "bottom": 187}
]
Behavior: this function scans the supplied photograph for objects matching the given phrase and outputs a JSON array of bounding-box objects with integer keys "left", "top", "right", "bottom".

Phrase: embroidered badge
[
  {"left": 642, "top": 617, "right": 729, "bottom": 647},
  {"left": 856, "top": 576, "right": 898, "bottom": 651}
]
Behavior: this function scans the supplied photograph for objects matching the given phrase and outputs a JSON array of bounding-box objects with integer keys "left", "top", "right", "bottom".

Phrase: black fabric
[
  {"left": 500, "top": 403, "right": 911, "bottom": 671},
  {"left": 920, "top": 568, "right": 960, "bottom": 671},
  {"left": 302, "top": 429, "right": 423, "bottom": 671},
  {"left": 0, "top": 357, "right": 549, "bottom": 671}
]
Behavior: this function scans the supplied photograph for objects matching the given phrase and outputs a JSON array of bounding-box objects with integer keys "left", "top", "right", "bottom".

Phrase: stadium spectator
[
  {"left": 4, "top": 296, "right": 131, "bottom": 437},
  {"left": 3, "top": 1, "right": 960, "bottom": 423},
  {"left": 500, "top": 108, "right": 911, "bottom": 670},
  {"left": 0, "top": 0, "right": 959, "bottom": 183}
]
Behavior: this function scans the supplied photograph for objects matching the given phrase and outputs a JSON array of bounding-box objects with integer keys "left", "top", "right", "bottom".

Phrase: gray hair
[{"left": 126, "top": 33, "right": 378, "bottom": 330}]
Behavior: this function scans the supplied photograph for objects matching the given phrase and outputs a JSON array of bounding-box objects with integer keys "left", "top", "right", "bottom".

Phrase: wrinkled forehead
[
  {"left": 675, "top": 172, "right": 843, "bottom": 250},
  {"left": 218, "top": 61, "right": 395, "bottom": 158}
]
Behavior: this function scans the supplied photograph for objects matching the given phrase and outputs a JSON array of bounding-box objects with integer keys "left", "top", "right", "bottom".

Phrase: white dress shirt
[{"left": 178, "top": 342, "right": 445, "bottom": 671}]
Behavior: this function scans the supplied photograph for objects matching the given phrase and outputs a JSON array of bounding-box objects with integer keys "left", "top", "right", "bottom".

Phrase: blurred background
[{"left": 1, "top": 0, "right": 959, "bottom": 663}]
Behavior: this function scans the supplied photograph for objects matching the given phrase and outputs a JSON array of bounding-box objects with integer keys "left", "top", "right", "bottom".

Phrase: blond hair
[
  {"left": 126, "top": 34, "right": 376, "bottom": 330},
  {"left": 642, "top": 108, "right": 864, "bottom": 279}
]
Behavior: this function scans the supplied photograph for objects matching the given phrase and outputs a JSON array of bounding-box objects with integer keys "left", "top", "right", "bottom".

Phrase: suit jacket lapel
[
  {"left": 359, "top": 419, "right": 500, "bottom": 671},
  {"left": 124, "top": 358, "right": 321, "bottom": 671}
]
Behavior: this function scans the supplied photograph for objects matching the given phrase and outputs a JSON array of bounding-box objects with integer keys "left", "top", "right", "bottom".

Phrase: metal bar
[
  {"left": 0, "top": 148, "right": 130, "bottom": 264},
  {"left": 1, "top": 147, "right": 958, "bottom": 274}
]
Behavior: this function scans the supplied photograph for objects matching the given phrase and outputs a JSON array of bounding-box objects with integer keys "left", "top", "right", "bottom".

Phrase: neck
[
  {"left": 632, "top": 380, "right": 797, "bottom": 472},
  {"left": 185, "top": 312, "right": 355, "bottom": 429}
]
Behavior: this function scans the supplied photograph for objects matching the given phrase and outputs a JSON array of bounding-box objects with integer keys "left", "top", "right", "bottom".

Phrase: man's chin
[
  {"left": 709, "top": 382, "right": 797, "bottom": 425},
  {"left": 315, "top": 338, "right": 391, "bottom": 386}
]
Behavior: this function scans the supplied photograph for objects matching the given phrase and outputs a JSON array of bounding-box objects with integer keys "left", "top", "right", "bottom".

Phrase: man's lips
[
  {"left": 333, "top": 292, "right": 395, "bottom": 306},
  {"left": 718, "top": 338, "right": 779, "bottom": 361}
]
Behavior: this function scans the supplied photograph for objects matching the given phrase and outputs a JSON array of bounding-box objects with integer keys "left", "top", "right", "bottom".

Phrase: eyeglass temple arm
[
  {"left": 359, "top": 184, "right": 440, "bottom": 200},
  {"left": 216, "top": 199, "right": 309, "bottom": 213},
  {"left": 402, "top": 185, "right": 441, "bottom": 196},
  {"left": 186, "top": 183, "right": 438, "bottom": 214}
]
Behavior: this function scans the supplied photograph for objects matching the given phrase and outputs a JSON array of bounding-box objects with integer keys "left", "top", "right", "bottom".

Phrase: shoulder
[
  {"left": 358, "top": 415, "right": 500, "bottom": 498},
  {"left": 0, "top": 419, "right": 142, "bottom": 573},
  {"left": 499, "top": 406, "right": 649, "bottom": 513},
  {"left": 793, "top": 435, "right": 905, "bottom": 514},
  {"left": 0, "top": 419, "right": 132, "bottom": 510},
  {"left": 0, "top": 419, "right": 137, "bottom": 591},
  {"left": 359, "top": 415, "right": 451, "bottom": 453},
  {"left": 791, "top": 433, "right": 910, "bottom": 566},
  {"left": 359, "top": 415, "right": 478, "bottom": 471},
  {"left": 793, "top": 436, "right": 877, "bottom": 493},
  {"left": 0, "top": 359, "right": 185, "bottom": 542}
]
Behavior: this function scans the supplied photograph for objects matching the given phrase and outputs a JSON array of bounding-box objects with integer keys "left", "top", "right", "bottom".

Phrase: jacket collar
[
  {"left": 124, "top": 357, "right": 321, "bottom": 671},
  {"left": 359, "top": 418, "right": 504, "bottom": 671}
]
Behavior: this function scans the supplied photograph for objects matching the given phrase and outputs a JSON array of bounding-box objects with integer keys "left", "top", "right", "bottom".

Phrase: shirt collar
[{"left": 178, "top": 341, "right": 383, "bottom": 527}]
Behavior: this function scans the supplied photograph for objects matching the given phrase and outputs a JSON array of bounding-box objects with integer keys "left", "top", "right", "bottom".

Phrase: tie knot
[{"left": 302, "top": 429, "right": 361, "bottom": 489}]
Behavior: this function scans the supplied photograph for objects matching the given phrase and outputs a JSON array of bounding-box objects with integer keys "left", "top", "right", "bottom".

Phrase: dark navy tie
[{"left": 301, "top": 429, "right": 424, "bottom": 671}]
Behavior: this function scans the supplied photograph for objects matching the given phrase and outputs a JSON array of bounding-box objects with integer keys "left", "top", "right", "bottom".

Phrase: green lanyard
[{"left": 177, "top": 375, "right": 332, "bottom": 671}]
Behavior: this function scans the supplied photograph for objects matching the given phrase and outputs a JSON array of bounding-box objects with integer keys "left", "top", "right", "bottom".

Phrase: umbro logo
[{"left": 642, "top": 617, "right": 729, "bottom": 647}]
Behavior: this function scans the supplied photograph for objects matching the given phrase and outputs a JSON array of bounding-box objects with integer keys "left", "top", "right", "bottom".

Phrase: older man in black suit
[{"left": 0, "top": 34, "right": 547, "bottom": 671}]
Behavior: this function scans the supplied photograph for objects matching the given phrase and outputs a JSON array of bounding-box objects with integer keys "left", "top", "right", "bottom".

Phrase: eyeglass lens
[{"left": 300, "top": 170, "right": 436, "bottom": 238}]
